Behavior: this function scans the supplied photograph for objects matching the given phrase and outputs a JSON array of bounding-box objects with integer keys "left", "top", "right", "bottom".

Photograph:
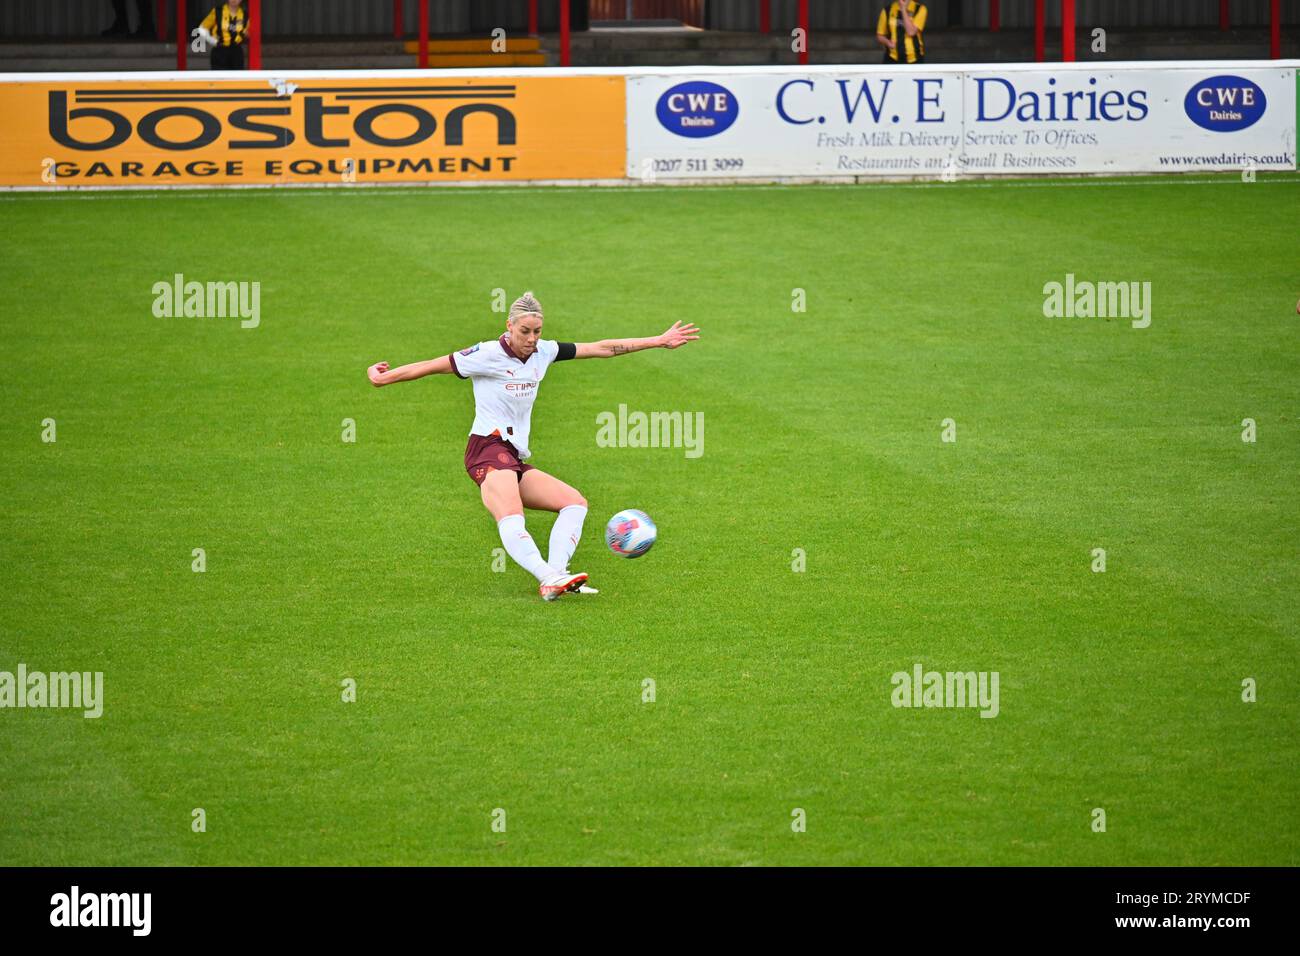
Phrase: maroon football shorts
[{"left": 465, "top": 433, "right": 536, "bottom": 487}]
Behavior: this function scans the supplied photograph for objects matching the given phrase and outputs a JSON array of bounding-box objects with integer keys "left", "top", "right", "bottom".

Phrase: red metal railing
[
  {"left": 1062, "top": 0, "right": 1075, "bottom": 61},
  {"left": 176, "top": 0, "right": 186, "bottom": 69},
  {"left": 560, "top": 0, "right": 570, "bottom": 64},
  {"left": 249, "top": 0, "right": 261, "bottom": 69},
  {"left": 1034, "top": 0, "right": 1045, "bottom": 60},
  {"left": 797, "top": 0, "right": 808, "bottom": 64}
]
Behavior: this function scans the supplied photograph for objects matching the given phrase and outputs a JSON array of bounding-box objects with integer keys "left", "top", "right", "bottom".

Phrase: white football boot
[{"left": 540, "top": 571, "right": 588, "bottom": 601}]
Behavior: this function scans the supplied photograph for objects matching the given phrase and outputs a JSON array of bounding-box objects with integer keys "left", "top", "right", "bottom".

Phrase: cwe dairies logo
[
  {"left": 1184, "top": 75, "right": 1267, "bottom": 132},
  {"left": 656, "top": 81, "right": 739, "bottom": 138}
]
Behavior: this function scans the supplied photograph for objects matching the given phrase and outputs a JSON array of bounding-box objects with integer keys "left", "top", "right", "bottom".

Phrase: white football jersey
[{"left": 448, "top": 336, "right": 565, "bottom": 460}]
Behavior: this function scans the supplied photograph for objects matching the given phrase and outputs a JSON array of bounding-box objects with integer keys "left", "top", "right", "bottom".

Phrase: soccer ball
[{"left": 605, "top": 509, "right": 657, "bottom": 558}]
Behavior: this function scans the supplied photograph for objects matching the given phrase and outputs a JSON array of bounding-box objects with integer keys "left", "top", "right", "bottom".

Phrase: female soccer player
[{"left": 366, "top": 292, "right": 700, "bottom": 601}]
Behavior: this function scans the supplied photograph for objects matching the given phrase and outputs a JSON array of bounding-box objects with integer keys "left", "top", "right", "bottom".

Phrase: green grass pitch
[{"left": 0, "top": 175, "right": 1296, "bottom": 866}]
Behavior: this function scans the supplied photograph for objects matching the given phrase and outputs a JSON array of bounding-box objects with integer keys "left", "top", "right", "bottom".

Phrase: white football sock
[
  {"left": 497, "top": 514, "right": 557, "bottom": 583},
  {"left": 547, "top": 504, "right": 587, "bottom": 573}
]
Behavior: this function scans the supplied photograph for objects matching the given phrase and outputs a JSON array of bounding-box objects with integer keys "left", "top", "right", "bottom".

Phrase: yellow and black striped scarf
[{"left": 210, "top": 4, "right": 247, "bottom": 47}]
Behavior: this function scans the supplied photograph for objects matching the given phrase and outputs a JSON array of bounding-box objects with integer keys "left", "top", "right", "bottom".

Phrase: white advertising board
[{"left": 628, "top": 64, "right": 1297, "bottom": 180}]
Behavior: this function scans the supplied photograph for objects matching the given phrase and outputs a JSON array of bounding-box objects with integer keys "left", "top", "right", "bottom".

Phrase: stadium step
[
  {"left": 400, "top": 38, "right": 541, "bottom": 54},
  {"left": 1, "top": 56, "right": 172, "bottom": 70},
  {"left": 0, "top": 27, "right": 1292, "bottom": 72},
  {"left": 546, "top": 27, "right": 1295, "bottom": 65},
  {"left": 0, "top": 37, "right": 546, "bottom": 71},
  {"left": 400, "top": 37, "right": 544, "bottom": 68},
  {"left": 262, "top": 53, "right": 547, "bottom": 69}
]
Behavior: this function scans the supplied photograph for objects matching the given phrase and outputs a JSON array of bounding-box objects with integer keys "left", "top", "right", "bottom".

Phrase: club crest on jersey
[{"left": 459, "top": 345, "right": 480, "bottom": 357}]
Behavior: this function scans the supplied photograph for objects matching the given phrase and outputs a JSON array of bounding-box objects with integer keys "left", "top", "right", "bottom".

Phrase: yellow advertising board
[{"left": 0, "top": 74, "right": 626, "bottom": 186}]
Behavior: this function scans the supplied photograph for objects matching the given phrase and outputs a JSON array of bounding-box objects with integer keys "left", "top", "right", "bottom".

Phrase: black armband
[{"left": 556, "top": 342, "right": 577, "bottom": 362}]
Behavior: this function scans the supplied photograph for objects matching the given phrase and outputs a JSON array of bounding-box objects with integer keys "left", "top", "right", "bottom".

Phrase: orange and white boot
[{"left": 540, "top": 571, "right": 589, "bottom": 601}]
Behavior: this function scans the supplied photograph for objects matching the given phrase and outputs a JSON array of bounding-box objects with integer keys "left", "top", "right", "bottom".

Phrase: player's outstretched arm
[
  {"left": 367, "top": 355, "right": 453, "bottom": 387},
  {"left": 574, "top": 321, "right": 700, "bottom": 359}
]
